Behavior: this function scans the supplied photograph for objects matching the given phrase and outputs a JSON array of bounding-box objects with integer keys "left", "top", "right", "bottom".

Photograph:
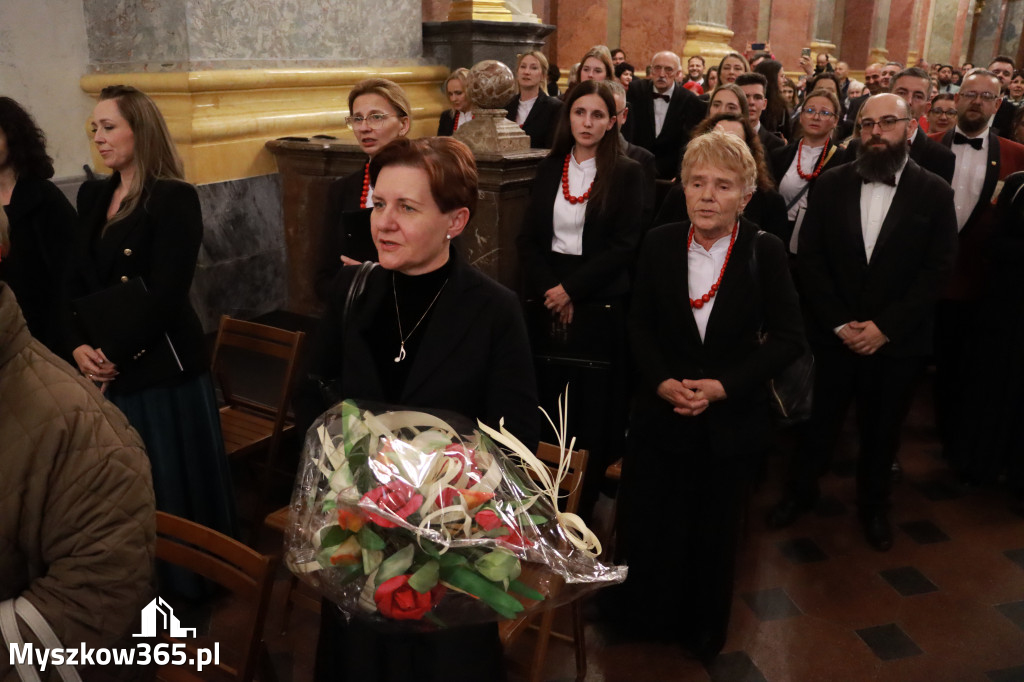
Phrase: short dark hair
[
  {"left": 735, "top": 72, "right": 768, "bottom": 90},
  {"left": 990, "top": 55, "right": 1016, "bottom": 69},
  {"left": 893, "top": 67, "right": 930, "bottom": 84},
  {"left": 611, "top": 48, "right": 626, "bottom": 58},
  {"left": 688, "top": 55, "right": 706, "bottom": 67},
  {"left": 615, "top": 62, "right": 635, "bottom": 78},
  {"left": 0, "top": 97, "right": 54, "bottom": 180},
  {"left": 369, "top": 137, "right": 478, "bottom": 218},
  {"left": 931, "top": 93, "right": 956, "bottom": 105}
]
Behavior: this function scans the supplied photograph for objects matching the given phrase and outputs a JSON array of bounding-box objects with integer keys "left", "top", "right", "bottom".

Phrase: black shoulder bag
[{"left": 311, "top": 261, "right": 377, "bottom": 406}]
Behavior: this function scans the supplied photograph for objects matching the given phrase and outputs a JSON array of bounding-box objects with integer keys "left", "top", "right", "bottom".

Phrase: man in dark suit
[
  {"left": 610, "top": 81, "right": 656, "bottom": 231},
  {"left": 839, "top": 63, "right": 885, "bottom": 138},
  {"left": 736, "top": 72, "right": 785, "bottom": 154},
  {"left": 846, "top": 68, "right": 956, "bottom": 183},
  {"left": 769, "top": 94, "right": 958, "bottom": 551},
  {"left": 930, "top": 68, "right": 1024, "bottom": 470},
  {"left": 623, "top": 50, "right": 706, "bottom": 180},
  {"left": 988, "top": 56, "right": 1018, "bottom": 139}
]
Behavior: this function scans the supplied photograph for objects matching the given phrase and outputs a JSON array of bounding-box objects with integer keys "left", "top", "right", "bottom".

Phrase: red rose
[
  {"left": 360, "top": 479, "right": 424, "bottom": 528},
  {"left": 475, "top": 509, "right": 533, "bottom": 548},
  {"left": 475, "top": 508, "right": 504, "bottom": 531},
  {"left": 374, "top": 575, "right": 447, "bottom": 620}
]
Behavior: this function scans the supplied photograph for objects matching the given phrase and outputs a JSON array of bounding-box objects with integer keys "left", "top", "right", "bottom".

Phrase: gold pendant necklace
[{"left": 392, "top": 272, "right": 448, "bottom": 363}]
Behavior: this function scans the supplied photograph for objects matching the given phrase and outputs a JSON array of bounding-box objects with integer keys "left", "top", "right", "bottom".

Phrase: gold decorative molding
[
  {"left": 448, "top": 0, "right": 534, "bottom": 22},
  {"left": 81, "top": 65, "right": 450, "bottom": 185},
  {"left": 906, "top": 50, "right": 920, "bottom": 65},
  {"left": 809, "top": 40, "right": 838, "bottom": 59},
  {"left": 682, "top": 24, "right": 736, "bottom": 63},
  {"left": 868, "top": 47, "right": 889, "bottom": 65}
]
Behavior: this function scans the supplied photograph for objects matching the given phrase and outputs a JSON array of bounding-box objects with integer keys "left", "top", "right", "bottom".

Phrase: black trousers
[
  {"left": 934, "top": 300, "right": 980, "bottom": 466},
  {"left": 789, "top": 345, "right": 924, "bottom": 511}
]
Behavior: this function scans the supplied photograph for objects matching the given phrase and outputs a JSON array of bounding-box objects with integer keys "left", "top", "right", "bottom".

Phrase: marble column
[
  {"left": 618, "top": 0, "right": 689, "bottom": 72},
  {"left": 840, "top": 0, "right": 880, "bottom": 67},
  {"left": 683, "top": 0, "right": 735, "bottom": 62},
  {"left": 768, "top": 0, "right": 817, "bottom": 71},
  {"left": 969, "top": 0, "right": 1004, "bottom": 64},
  {"left": 80, "top": 0, "right": 445, "bottom": 329},
  {"left": 884, "top": 0, "right": 917, "bottom": 64},
  {"left": 867, "top": 0, "right": 893, "bottom": 63},
  {"left": 811, "top": 0, "right": 838, "bottom": 60}
]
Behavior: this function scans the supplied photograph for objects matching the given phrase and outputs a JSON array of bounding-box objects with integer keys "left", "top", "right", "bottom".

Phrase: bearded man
[{"left": 769, "top": 94, "right": 957, "bottom": 552}]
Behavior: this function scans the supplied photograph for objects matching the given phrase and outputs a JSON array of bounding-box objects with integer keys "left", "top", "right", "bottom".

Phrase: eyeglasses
[
  {"left": 958, "top": 91, "right": 998, "bottom": 101},
  {"left": 346, "top": 113, "right": 397, "bottom": 130},
  {"left": 801, "top": 107, "right": 836, "bottom": 119},
  {"left": 860, "top": 116, "right": 910, "bottom": 131},
  {"left": 930, "top": 108, "right": 958, "bottom": 117}
]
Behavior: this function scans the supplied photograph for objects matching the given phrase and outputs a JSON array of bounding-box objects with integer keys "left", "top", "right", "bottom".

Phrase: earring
[{"left": 446, "top": 234, "right": 452, "bottom": 240}]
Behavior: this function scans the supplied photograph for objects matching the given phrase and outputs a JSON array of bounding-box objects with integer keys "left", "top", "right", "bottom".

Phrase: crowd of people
[{"left": 2, "top": 36, "right": 1024, "bottom": 680}]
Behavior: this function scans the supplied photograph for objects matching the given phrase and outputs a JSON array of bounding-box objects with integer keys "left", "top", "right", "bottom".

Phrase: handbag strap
[
  {"left": 784, "top": 144, "right": 836, "bottom": 213},
  {"left": 343, "top": 261, "right": 378, "bottom": 327},
  {"left": 1, "top": 597, "right": 83, "bottom": 682}
]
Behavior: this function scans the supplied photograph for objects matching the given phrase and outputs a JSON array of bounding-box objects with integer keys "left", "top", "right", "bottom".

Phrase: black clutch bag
[{"left": 71, "top": 277, "right": 184, "bottom": 376}]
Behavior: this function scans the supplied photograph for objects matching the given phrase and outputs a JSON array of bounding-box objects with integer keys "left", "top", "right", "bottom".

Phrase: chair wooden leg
[
  {"left": 530, "top": 607, "right": 557, "bottom": 682},
  {"left": 571, "top": 600, "right": 587, "bottom": 682},
  {"left": 279, "top": 574, "right": 299, "bottom": 635}
]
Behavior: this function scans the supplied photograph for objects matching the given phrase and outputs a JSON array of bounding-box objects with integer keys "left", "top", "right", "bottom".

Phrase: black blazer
[
  {"left": 769, "top": 140, "right": 849, "bottom": 196},
  {"left": 67, "top": 176, "right": 209, "bottom": 393},
  {"left": 629, "top": 220, "right": 804, "bottom": 456},
  {"left": 845, "top": 130, "right": 956, "bottom": 183},
  {"left": 309, "top": 254, "right": 540, "bottom": 449},
  {"left": 505, "top": 93, "right": 563, "bottom": 149},
  {"left": 758, "top": 125, "right": 786, "bottom": 154},
  {"left": 993, "top": 99, "right": 1016, "bottom": 140},
  {"left": 436, "top": 109, "right": 472, "bottom": 137},
  {"left": 654, "top": 184, "right": 789, "bottom": 245},
  {"left": 316, "top": 165, "right": 375, "bottom": 300},
  {"left": 0, "top": 176, "right": 76, "bottom": 351},
  {"left": 518, "top": 154, "right": 646, "bottom": 303},
  {"left": 798, "top": 159, "right": 958, "bottom": 357},
  {"left": 621, "top": 135, "right": 657, "bottom": 232},
  {"left": 624, "top": 79, "right": 706, "bottom": 180}
]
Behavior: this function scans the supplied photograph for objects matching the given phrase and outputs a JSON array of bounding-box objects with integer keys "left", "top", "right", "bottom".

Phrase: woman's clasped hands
[
  {"left": 73, "top": 344, "right": 118, "bottom": 393},
  {"left": 657, "top": 378, "right": 727, "bottom": 416}
]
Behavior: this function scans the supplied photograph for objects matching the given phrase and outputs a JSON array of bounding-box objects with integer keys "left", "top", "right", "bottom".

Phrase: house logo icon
[{"left": 132, "top": 597, "right": 197, "bottom": 638}]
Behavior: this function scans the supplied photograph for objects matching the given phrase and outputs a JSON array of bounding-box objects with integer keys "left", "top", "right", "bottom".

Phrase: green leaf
[
  {"left": 407, "top": 560, "right": 440, "bottom": 593},
  {"left": 509, "top": 579, "right": 545, "bottom": 602},
  {"left": 438, "top": 552, "right": 468, "bottom": 569},
  {"left": 334, "top": 563, "right": 366, "bottom": 589},
  {"left": 419, "top": 540, "right": 442, "bottom": 560},
  {"left": 375, "top": 544, "right": 415, "bottom": 586},
  {"left": 320, "top": 526, "right": 351, "bottom": 548},
  {"left": 357, "top": 526, "right": 386, "bottom": 551},
  {"left": 362, "top": 549, "right": 382, "bottom": 575},
  {"left": 443, "top": 566, "right": 524, "bottom": 619},
  {"left": 473, "top": 549, "right": 521, "bottom": 583}
]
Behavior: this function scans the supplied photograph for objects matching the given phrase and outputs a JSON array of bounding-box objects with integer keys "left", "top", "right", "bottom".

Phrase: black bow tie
[
  {"left": 862, "top": 175, "right": 896, "bottom": 186},
  {"left": 953, "top": 132, "right": 984, "bottom": 150},
  {"left": 653, "top": 93, "right": 670, "bottom": 103}
]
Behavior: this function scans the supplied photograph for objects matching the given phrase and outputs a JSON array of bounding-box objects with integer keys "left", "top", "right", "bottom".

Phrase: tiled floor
[{"left": 195, "top": 354, "right": 1024, "bottom": 682}]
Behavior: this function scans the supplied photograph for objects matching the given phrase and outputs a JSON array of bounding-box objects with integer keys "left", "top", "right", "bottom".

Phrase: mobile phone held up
[
  {"left": 752, "top": 42, "right": 766, "bottom": 51},
  {"left": 801, "top": 47, "right": 812, "bottom": 58}
]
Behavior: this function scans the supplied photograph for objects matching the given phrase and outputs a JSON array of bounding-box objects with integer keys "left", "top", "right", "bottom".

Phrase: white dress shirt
[
  {"left": 454, "top": 110, "right": 474, "bottom": 130},
  {"left": 654, "top": 83, "right": 674, "bottom": 138},
  {"left": 551, "top": 152, "right": 596, "bottom": 255},
  {"left": 688, "top": 229, "right": 733, "bottom": 341},
  {"left": 517, "top": 96, "right": 538, "bottom": 126},
  {"left": 780, "top": 142, "right": 827, "bottom": 222},
  {"left": 859, "top": 158, "right": 907, "bottom": 262},
  {"left": 950, "top": 124, "right": 989, "bottom": 230}
]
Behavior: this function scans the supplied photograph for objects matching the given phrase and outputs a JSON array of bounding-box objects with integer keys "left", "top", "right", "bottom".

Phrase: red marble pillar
[
  {"left": 730, "top": 0, "right": 760, "bottom": 55},
  {"left": 554, "top": 0, "right": 610, "bottom": 71},
  {"left": 840, "top": 0, "right": 878, "bottom": 67},
  {"left": 618, "top": 0, "right": 690, "bottom": 71},
  {"left": 767, "top": 0, "right": 816, "bottom": 70},
  {"left": 885, "top": 0, "right": 916, "bottom": 64}
]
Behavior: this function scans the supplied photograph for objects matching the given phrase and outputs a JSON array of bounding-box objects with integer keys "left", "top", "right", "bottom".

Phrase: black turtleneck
[{"left": 369, "top": 256, "right": 454, "bottom": 401}]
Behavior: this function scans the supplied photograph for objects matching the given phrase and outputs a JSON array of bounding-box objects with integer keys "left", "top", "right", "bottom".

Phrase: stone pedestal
[
  {"left": 457, "top": 111, "right": 531, "bottom": 153},
  {"left": 423, "top": 20, "right": 555, "bottom": 71},
  {"left": 683, "top": 24, "right": 736, "bottom": 63}
]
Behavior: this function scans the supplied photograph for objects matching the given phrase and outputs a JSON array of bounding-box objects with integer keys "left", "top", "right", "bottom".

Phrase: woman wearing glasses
[
  {"left": 316, "top": 78, "right": 411, "bottom": 299},
  {"left": 925, "top": 93, "right": 958, "bottom": 135},
  {"left": 769, "top": 89, "right": 847, "bottom": 252}
]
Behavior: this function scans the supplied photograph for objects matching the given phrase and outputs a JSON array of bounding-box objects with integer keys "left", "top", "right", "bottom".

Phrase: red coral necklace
[
  {"left": 796, "top": 139, "right": 831, "bottom": 181},
  {"left": 359, "top": 161, "right": 370, "bottom": 209},
  {"left": 561, "top": 153, "right": 594, "bottom": 205},
  {"left": 687, "top": 221, "right": 738, "bottom": 309},
  {"left": 453, "top": 111, "right": 462, "bottom": 132}
]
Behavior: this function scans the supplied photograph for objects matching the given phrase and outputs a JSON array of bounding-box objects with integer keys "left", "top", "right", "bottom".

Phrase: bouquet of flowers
[{"left": 285, "top": 398, "right": 626, "bottom": 628}]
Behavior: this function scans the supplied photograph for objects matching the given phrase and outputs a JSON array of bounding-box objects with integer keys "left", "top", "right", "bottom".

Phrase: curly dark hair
[{"left": 0, "top": 97, "right": 54, "bottom": 180}]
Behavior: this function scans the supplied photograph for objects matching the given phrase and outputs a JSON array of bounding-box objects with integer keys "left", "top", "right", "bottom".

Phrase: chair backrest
[
  {"left": 533, "top": 442, "right": 589, "bottom": 515},
  {"left": 154, "top": 512, "right": 276, "bottom": 682},
  {"left": 211, "top": 315, "right": 306, "bottom": 431}
]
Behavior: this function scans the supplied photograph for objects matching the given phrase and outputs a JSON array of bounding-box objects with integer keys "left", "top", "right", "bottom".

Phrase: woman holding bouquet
[
  {"left": 315, "top": 78, "right": 412, "bottom": 299},
  {"left": 615, "top": 131, "right": 804, "bottom": 661},
  {"left": 309, "top": 136, "right": 538, "bottom": 681}
]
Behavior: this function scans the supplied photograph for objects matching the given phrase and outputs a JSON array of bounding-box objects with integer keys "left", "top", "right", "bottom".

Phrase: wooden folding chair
[
  {"left": 500, "top": 442, "right": 590, "bottom": 682},
  {"left": 154, "top": 512, "right": 277, "bottom": 682},
  {"left": 211, "top": 315, "right": 305, "bottom": 491}
]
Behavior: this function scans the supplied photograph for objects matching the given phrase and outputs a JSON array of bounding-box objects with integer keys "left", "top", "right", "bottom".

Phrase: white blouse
[
  {"left": 688, "top": 230, "right": 733, "bottom": 341},
  {"left": 517, "top": 96, "right": 538, "bottom": 126},
  {"left": 551, "top": 153, "right": 596, "bottom": 256}
]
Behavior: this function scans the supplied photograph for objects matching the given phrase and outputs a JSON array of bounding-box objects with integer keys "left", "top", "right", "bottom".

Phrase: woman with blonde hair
[
  {"left": 615, "top": 130, "right": 803, "bottom": 660},
  {"left": 504, "top": 50, "right": 563, "bottom": 148},
  {"left": 437, "top": 68, "right": 473, "bottom": 136},
  {"left": 67, "top": 84, "right": 236, "bottom": 539},
  {"left": 316, "top": 78, "right": 412, "bottom": 296}
]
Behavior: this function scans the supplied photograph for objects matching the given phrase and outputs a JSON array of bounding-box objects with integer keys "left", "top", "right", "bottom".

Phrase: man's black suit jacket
[
  {"left": 621, "top": 135, "right": 657, "bottom": 231},
  {"left": 797, "top": 159, "right": 958, "bottom": 357},
  {"left": 505, "top": 92, "right": 563, "bottom": 148},
  {"left": 623, "top": 80, "right": 706, "bottom": 179},
  {"left": 757, "top": 125, "right": 785, "bottom": 154},
  {"left": 845, "top": 130, "right": 956, "bottom": 183}
]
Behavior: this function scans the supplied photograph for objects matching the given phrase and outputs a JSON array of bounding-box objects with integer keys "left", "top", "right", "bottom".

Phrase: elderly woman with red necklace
[
  {"left": 517, "top": 79, "right": 645, "bottom": 518},
  {"left": 769, "top": 88, "right": 848, "bottom": 252},
  {"left": 315, "top": 78, "right": 411, "bottom": 299},
  {"left": 613, "top": 130, "right": 804, "bottom": 661}
]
